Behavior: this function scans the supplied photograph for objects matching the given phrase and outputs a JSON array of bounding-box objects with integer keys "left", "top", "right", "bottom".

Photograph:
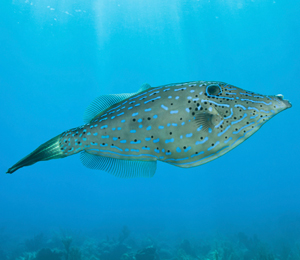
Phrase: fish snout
[{"left": 275, "top": 94, "right": 292, "bottom": 109}]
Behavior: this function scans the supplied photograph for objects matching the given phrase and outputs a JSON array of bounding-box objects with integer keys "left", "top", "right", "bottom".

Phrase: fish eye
[{"left": 206, "top": 84, "right": 222, "bottom": 96}]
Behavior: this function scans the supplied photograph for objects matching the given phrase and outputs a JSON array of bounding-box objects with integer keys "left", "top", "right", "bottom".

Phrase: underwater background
[{"left": 0, "top": 0, "right": 300, "bottom": 259}]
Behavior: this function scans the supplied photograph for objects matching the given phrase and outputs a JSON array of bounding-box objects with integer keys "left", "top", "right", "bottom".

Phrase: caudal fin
[{"left": 7, "top": 134, "right": 65, "bottom": 174}]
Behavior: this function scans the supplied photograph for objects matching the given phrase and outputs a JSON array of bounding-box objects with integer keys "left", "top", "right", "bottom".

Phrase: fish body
[{"left": 7, "top": 81, "right": 291, "bottom": 177}]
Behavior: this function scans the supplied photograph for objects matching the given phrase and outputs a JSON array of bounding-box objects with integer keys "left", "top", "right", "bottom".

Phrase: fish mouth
[{"left": 275, "top": 94, "right": 292, "bottom": 108}]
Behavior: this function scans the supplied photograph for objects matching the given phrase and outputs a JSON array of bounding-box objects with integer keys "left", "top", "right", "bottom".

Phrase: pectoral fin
[{"left": 194, "top": 109, "right": 222, "bottom": 132}]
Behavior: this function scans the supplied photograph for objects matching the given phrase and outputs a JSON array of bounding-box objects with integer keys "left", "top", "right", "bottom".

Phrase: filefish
[{"left": 7, "top": 81, "right": 291, "bottom": 177}]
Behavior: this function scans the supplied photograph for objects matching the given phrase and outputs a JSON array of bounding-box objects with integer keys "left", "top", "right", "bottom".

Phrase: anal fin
[{"left": 80, "top": 151, "right": 157, "bottom": 178}]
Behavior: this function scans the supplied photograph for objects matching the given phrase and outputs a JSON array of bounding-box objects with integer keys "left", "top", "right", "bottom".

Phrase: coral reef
[
  {"left": 135, "top": 246, "right": 159, "bottom": 260},
  {"left": 35, "top": 248, "right": 63, "bottom": 260},
  {"left": 4, "top": 226, "right": 300, "bottom": 260},
  {"left": 24, "top": 233, "right": 46, "bottom": 253}
]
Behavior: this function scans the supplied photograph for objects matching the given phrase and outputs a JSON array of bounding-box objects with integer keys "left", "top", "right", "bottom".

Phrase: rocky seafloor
[{"left": 1, "top": 226, "right": 300, "bottom": 260}]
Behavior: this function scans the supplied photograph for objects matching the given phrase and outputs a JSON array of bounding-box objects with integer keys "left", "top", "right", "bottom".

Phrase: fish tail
[{"left": 7, "top": 134, "right": 66, "bottom": 174}]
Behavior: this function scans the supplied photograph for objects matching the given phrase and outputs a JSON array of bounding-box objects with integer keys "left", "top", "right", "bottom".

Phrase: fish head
[
  {"left": 212, "top": 83, "right": 291, "bottom": 117},
  {"left": 192, "top": 82, "right": 292, "bottom": 159}
]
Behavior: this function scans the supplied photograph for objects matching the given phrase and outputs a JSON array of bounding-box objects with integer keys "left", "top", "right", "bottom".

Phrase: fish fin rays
[
  {"left": 83, "top": 83, "right": 151, "bottom": 123},
  {"left": 83, "top": 93, "right": 134, "bottom": 123},
  {"left": 194, "top": 107, "right": 223, "bottom": 132},
  {"left": 80, "top": 151, "right": 157, "bottom": 178},
  {"left": 194, "top": 112, "right": 215, "bottom": 132},
  {"left": 137, "top": 83, "right": 152, "bottom": 93}
]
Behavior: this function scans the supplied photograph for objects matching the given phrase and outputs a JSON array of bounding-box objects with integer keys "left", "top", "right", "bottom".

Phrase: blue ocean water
[{"left": 0, "top": 0, "right": 299, "bottom": 259}]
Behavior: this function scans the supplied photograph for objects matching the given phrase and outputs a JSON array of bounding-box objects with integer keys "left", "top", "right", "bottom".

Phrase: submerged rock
[
  {"left": 135, "top": 246, "right": 159, "bottom": 260},
  {"left": 34, "top": 248, "right": 62, "bottom": 260},
  {"left": 98, "top": 241, "right": 130, "bottom": 260},
  {"left": 179, "top": 239, "right": 196, "bottom": 257}
]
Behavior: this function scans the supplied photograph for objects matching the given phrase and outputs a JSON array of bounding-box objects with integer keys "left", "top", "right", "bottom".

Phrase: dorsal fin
[
  {"left": 83, "top": 93, "right": 133, "bottom": 123},
  {"left": 83, "top": 83, "right": 151, "bottom": 123},
  {"left": 137, "top": 83, "right": 152, "bottom": 93},
  {"left": 80, "top": 151, "right": 157, "bottom": 178}
]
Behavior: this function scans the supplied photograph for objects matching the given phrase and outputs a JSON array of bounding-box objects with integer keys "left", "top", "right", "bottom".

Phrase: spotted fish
[{"left": 7, "top": 81, "right": 291, "bottom": 177}]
